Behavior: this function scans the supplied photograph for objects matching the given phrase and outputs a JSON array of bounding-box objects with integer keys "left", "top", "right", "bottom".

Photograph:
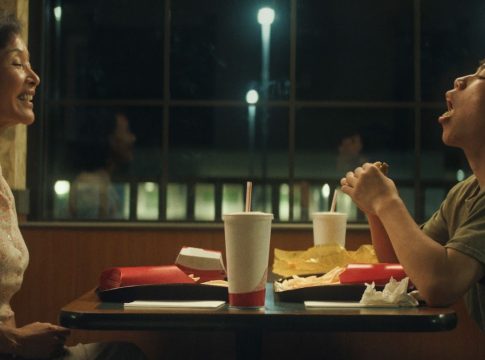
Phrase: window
[{"left": 28, "top": 0, "right": 480, "bottom": 223}]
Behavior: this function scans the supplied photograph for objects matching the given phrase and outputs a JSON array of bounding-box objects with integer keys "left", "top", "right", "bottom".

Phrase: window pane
[
  {"left": 297, "top": 0, "right": 414, "bottom": 101},
  {"left": 194, "top": 183, "right": 215, "bottom": 221},
  {"left": 169, "top": 107, "right": 288, "bottom": 179},
  {"left": 47, "top": 0, "right": 164, "bottom": 99},
  {"left": 34, "top": 0, "right": 485, "bottom": 224},
  {"left": 137, "top": 182, "right": 159, "bottom": 220},
  {"left": 167, "top": 183, "right": 188, "bottom": 220},
  {"left": 421, "top": 109, "right": 470, "bottom": 183},
  {"left": 424, "top": 188, "right": 446, "bottom": 219},
  {"left": 296, "top": 108, "right": 415, "bottom": 177},
  {"left": 421, "top": 0, "right": 485, "bottom": 101},
  {"left": 420, "top": 109, "right": 469, "bottom": 221},
  {"left": 222, "top": 184, "right": 244, "bottom": 214},
  {"left": 46, "top": 106, "right": 162, "bottom": 220},
  {"left": 52, "top": 180, "right": 71, "bottom": 219},
  {"left": 295, "top": 108, "right": 415, "bottom": 221},
  {"left": 171, "top": 0, "right": 290, "bottom": 100}
]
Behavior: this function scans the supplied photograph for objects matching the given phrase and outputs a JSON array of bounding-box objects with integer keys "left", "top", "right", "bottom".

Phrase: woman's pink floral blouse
[{"left": 0, "top": 166, "right": 29, "bottom": 323}]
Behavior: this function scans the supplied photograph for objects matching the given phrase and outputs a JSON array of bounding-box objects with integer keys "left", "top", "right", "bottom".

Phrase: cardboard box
[{"left": 175, "top": 247, "right": 226, "bottom": 283}]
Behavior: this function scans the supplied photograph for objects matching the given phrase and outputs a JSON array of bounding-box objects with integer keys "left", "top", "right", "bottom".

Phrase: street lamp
[
  {"left": 257, "top": 7, "right": 274, "bottom": 212},
  {"left": 246, "top": 90, "right": 259, "bottom": 177},
  {"left": 257, "top": 7, "right": 275, "bottom": 26},
  {"left": 245, "top": 89, "right": 259, "bottom": 104}
]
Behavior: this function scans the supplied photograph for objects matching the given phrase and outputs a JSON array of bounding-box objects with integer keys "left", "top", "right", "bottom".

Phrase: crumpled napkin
[{"left": 360, "top": 277, "right": 418, "bottom": 307}]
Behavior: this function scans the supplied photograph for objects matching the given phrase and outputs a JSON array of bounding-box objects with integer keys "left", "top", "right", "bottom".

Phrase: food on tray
[
  {"left": 201, "top": 279, "right": 228, "bottom": 287},
  {"left": 274, "top": 266, "right": 345, "bottom": 292},
  {"left": 272, "top": 244, "right": 378, "bottom": 277}
]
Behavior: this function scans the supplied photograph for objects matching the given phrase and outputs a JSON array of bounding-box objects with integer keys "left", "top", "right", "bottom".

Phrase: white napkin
[
  {"left": 124, "top": 300, "right": 226, "bottom": 309},
  {"left": 359, "top": 277, "right": 418, "bottom": 307}
]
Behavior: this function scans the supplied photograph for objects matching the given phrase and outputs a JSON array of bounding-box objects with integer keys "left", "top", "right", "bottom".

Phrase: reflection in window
[
  {"left": 279, "top": 183, "right": 290, "bottom": 221},
  {"left": 292, "top": 184, "right": 302, "bottom": 221},
  {"left": 399, "top": 187, "right": 415, "bottom": 219},
  {"left": 335, "top": 191, "right": 358, "bottom": 222},
  {"left": 53, "top": 180, "right": 70, "bottom": 219},
  {"left": 425, "top": 188, "right": 446, "bottom": 220},
  {"left": 251, "top": 184, "right": 272, "bottom": 213},
  {"left": 68, "top": 180, "right": 129, "bottom": 220},
  {"left": 195, "top": 183, "right": 215, "bottom": 221},
  {"left": 222, "top": 184, "right": 244, "bottom": 215},
  {"left": 31, "top": 0, "right": 482, "bottom": 223},
  {"left": 137, "top": 182, "right": 159, "bottom": 220},
  {"left": 166, "top": 183, "right": 188, "bottom": 220}
]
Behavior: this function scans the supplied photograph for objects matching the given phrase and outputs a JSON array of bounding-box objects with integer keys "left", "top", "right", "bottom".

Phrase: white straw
[
  {"left": 330, "top": 188, "right": 338, "bottom": 212},
  {"left": 245, "top": 181, "right": 252, "bottom": 212}
]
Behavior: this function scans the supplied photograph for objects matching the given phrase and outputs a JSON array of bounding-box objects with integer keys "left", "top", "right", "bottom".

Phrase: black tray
[
  {"left": 274, "top": 275, "right": 385, "bottom": 303},
  {"left": 96, "top": 283, "right": 228, "bottom": 303}
]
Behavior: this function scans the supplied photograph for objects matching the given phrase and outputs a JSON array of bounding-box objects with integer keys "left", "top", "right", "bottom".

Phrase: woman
[
  {"left": 69, "top": 110, "right": 136, "bottom": 219},
  {"left": 0, "top": 13, "right": 146, "bottom": 359}
]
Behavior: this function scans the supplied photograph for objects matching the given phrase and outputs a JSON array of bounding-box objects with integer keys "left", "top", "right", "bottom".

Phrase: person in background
[
  {"left": 335, "top": 132, "right": 368, "bottom": 221},
  {"left": 336, "top": 132, "right": 367, "bottom": 173},
  {"left": 0, "top": 12, "right": 147, "bottom": 359},
  {"left": 340, "top": 61, "right": 485, "bottom": 331},
  {"left": 69, "top": 111, "right": 136, "bottom": 219}
]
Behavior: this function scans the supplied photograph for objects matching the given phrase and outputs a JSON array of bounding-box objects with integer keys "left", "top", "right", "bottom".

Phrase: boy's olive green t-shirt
[{"left": 422, "top": 175, "right": 485, "bottom": 331}]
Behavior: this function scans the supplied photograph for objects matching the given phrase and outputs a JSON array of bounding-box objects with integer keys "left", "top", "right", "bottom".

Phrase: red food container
[
  {"left": 99, "top": 265, "right": 195, "bottom": 290},
  {"left": 339, "top": 263, "right": 408, "bottom": 285}
]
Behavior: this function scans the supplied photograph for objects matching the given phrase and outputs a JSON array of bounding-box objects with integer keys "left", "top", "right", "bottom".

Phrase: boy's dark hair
[{"left": 0, "top": 12, "right": 21, "bottom": 50}]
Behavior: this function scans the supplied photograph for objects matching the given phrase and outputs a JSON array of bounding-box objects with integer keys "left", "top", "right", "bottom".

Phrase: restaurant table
[{"left": 60, "top": 283, "right": 457, "bottom": 360}]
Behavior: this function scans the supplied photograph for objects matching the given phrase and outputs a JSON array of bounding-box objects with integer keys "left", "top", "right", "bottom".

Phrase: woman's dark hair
[{"left": 0, "top": 12, "right": 21, "bottom": 50}]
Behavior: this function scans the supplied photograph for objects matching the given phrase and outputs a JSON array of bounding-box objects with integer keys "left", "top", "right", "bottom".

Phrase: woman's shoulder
[{"left": 73, "top": 170, "right": 110, "bottom": 186}]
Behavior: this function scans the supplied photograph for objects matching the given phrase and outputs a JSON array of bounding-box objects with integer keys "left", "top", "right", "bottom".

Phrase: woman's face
[
  {"left": 109, "top": 113, "right": 136, "bottom": 164},
  {"left": 0, "top": 34, "right": 40, "bottom": 129}
]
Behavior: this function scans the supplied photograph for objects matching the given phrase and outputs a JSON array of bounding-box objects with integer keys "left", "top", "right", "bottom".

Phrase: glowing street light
[
  {"left": 54, "top": 6, "right": 62, "bottom": 21},
  {"left": 257, "top": 7, "right": 275, "bottom": 25},
  {"left": 257, "top": 7, "right": 274, "bottom": 208},
  {"left": 246, "top": 89, "right": 259, "bottom": 104},
  {"left": 54, "top": 180, "right": 70, "bottom": 196}
]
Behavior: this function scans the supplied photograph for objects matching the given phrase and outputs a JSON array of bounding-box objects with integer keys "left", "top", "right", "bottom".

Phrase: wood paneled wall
[{"left": 11, "top": 225, "right": 485, "bottom": 360}]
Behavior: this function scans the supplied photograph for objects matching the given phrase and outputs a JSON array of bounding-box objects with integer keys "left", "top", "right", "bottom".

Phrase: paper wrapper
[{"left": 272, "top": 244, "right": 378, "bottom": 277}]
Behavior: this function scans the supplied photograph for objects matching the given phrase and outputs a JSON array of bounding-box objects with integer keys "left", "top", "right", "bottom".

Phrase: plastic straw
[
  {"left": 245, "top": 181, "right": 252, "bottom": 212},
  {"left": 330, "top": 188, "right": 338, "bottom": 212}
]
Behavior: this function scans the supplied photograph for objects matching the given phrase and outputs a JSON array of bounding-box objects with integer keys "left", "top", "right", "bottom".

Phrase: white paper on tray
[
  {"left": 124, "top": 300, "right": 226, "bottom": 309},
  {"left": 305, "top": 301, "right": 399, "bottom": 308},
  {"left": 304, "top": 277, "right": 418, "bottom": 309}
]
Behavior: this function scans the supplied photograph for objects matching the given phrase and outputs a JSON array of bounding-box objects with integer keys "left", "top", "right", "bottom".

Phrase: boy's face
[{"left": 439, "top": 64, "right": 485, "bottom": 151}]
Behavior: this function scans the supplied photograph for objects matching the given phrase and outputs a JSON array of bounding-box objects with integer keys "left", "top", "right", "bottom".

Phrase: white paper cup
[
  {"left": 223, "top": 212, "right": 273, "bottom": 308},
  {"left": 312, "top": 212, "right": 347, "bottom": 248}
]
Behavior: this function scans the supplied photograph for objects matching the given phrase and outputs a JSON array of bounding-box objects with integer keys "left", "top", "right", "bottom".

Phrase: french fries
[{"left": 274, "top": 266, "right": 345, "bottom": 292}]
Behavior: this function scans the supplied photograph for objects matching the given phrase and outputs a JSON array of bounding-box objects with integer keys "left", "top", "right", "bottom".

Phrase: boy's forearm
[
  {"left": 375, "top": 196, "right": 461, "bottom": 303},
  {"left": 367, "top": 214, "right": 398, "bottom": 263}
]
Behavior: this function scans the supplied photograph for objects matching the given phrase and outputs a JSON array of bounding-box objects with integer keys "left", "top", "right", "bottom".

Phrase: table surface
[{"left": 60, "top": 283, "right": 457, "bottom": 333}]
